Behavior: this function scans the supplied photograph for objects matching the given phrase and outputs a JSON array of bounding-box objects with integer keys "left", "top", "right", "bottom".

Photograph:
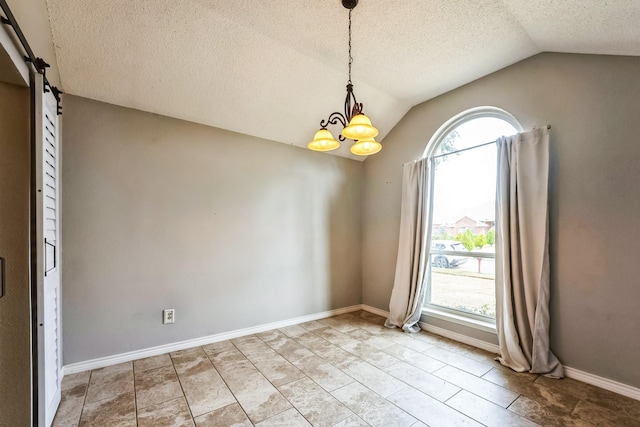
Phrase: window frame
[{"left": 422, "top": 106, "right": 523, "bottom": 332}]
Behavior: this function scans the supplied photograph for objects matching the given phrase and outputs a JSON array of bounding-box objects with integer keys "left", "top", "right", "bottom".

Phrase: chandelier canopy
[{"left": 308, "top": 0, "right": 381, "bottom": 156}]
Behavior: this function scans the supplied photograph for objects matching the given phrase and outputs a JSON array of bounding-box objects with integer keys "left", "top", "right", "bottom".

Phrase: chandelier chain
[{"left": 348, "top": 9, "right": 352, "bottom": 84}]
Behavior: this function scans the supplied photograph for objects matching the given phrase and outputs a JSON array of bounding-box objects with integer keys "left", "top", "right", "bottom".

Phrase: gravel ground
[{"left": 430, "top": 269, "right": 495, "bottom": 317}]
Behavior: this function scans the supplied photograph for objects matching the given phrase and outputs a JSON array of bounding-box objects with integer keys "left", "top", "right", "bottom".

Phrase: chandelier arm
[
  {"left": 343, "top": 84, "right": 364, "bottom": 123},
  {"left": 320, "top": 111, "right": 347, "bottom": 129}
]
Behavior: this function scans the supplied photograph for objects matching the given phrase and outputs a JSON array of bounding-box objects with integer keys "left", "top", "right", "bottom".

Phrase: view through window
[{"left": 426, "top": 115, "right": 519, "bottom": 321}]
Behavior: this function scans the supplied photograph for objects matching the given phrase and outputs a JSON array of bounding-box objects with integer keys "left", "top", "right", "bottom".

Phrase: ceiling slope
[{"left": 45, "top": 0, "right": 640, "bottom": 160}]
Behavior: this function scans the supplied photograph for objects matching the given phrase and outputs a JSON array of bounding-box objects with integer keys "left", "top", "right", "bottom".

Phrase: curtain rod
[
  {"left": 431, "top": 124, "right": 551, "bottom": 159},
  {"left": 0, "top": 0, "right": 62, "bottom": 113}
]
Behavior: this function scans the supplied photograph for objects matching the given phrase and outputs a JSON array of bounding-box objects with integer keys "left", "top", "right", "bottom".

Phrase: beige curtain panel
[
  {"left": 385, "top": 157, "right": 434, "bottom": 333},
  {"left": 495, "top": 127, "right": 563, "bottom": 378}
]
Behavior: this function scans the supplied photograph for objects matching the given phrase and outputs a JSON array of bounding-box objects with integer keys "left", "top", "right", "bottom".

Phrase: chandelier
[{"left": 307, "top": 0, "right": 382, "bottom": 156}]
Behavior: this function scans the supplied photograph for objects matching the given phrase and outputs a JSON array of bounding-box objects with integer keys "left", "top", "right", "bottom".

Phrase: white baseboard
[
  {"left": 419, "top": 321, "right": 501, "bottom": 354},
  {"left": 564, "top": 367, "right": 640, "bottom": 401},
  {"left": 361, "top": 304, "right": 389, "bottom": 318},
  {"left": 62, "top": 304, "right": 362, "bottom": 375},
  {"left": 418, "top": 320, "right": 640, "bottom": 400}
]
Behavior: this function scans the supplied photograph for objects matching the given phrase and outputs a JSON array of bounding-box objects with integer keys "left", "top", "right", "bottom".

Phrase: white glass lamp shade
[
  {"left": 308, "top": 128, "right": 340, "bottom": 151},
  {"left": 350, "top": 137, "right": 382, "bottom": 156},
  {"left": 342, "top": 113, "right": 379, "bottom": 140}
]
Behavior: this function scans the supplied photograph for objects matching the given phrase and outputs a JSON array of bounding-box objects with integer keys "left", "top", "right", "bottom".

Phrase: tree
[
  {"left": 434, "top": 130, "right": 460, "bottom": 166},
  {"left": 475, "top": 234, "right": 487, "bottom": 248},
  {"left": 455, "top": 229, "right": 475, "bottom": 251},
  {"left": 486, "top": 229, "right": 495, "bottom": 246}
]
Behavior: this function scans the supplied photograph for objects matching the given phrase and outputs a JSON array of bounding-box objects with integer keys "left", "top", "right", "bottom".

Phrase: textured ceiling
[{"left": 45, "top": 0, "right": 640, "bottom": 160}]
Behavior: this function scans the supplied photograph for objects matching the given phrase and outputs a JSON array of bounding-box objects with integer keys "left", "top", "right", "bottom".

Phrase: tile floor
[{"left": 53, "top": 311, "right": 640, "bottom": 426}]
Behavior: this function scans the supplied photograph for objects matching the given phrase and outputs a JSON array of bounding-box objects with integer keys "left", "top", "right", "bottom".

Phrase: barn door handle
[
  {"left": 45, "top": 239, "right": 56, "bottom": 276},
  {"left": 0, "top": 257, "right": 5, "bottom": 298}
]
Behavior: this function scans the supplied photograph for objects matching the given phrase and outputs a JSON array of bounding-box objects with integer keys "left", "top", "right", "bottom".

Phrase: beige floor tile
[
  {"left": 318, "top": 316, "right": 361, "bottom": 333},
  {"left": 255, "top": 329, "right": 287, "bottom": 342},
  {"left": 572, "top": 399, "right": 640, "bottom": 426},
  {"left": 209, "top": 348, "right": 255, "bottom": 375},
  {"left": 357, "top": 310, "right": 385, "bottom": 323},
  {"left": 343, "top": 330, "right": 397, "bottom": 351},
  {"left": 54, "top": 313, "right": 640, "bottom": 427},
  {"left": 433, "top": 365, "right": 519, "bottom": 407},
  {"left": 424, "top": 347, "right": 493, "bottom": 376},
  {"left": 339, "top": 341, "right": 400, "bottom": 369},
  {"left": 194, "top": 403, "right": 252, "bottom": 427},
  {"left": 137, "top": 397, "right": 194, "bottom": 427},
  {"left": 52, "top": 396, "right": 84, "bottom": 427},
  {"left": 254, "top": 408, "right": 311, "bottom": 426},
  {"left": 299, "top": 320, "right": 327, "bottom": 331},
  {"left": 331, "top": 415, "right": 370, "bottom": 426},
  {"left": 482, "top": 366, "right": 539, "bottom": 388},
  {"left": 534, "top": 376, "right": 592, "bottom": 400},
  {"left": 171, "top": 347, "right": 213, "bottom": 377},
  {"left": 358, "top": 322, "right": 392, "bottom": 335},
  {"left": 294, "top": 331, "right": 337, "bottom": 351},
  {"left": 581, "top": 385, "right": 640, "bottom": 421},
  {"left": 334, "top": 359, "right": 407, "bottom": 398},
  {"left": 508, "top": 395, "right": 595, "bottom": 427},
  {"left": 332, "top": 382, "right": 416, "bottom": 427},
  {"left": 79, "top": 392, "right": 136, "bottom": 427},
  {"left": 233, "top": 336, "right": 273, "bottom": 358},
  {"left": 292, "top": 354, "right": 355, "bottom": 392},
  {"left": 202, "top": 340, "right": 235, "bottom": 356},
  {"left": 416, "top": 332, "right": 476, "bottom": 354},
  {"left": 61, "top": 381, "right": 89, "bottom": 402},
  {"left": 446, "top": 390, "right": 539, "bottom": 426},
  {"left": 236, "top": 383, "right": 292, "bottom": 424},
  {"left": 135, "top": 365, "right": 183, "bottom": 410},
  {"left": 379, "top": 343, "right": 445, "bottom": 373},
  {"left": 388, "top": 387, "right": 482, "bottom": 427},
  {"left": 213, "top": 352, "right": 291, "bottom": 423},
  {"left": 61, "top": 371, "right": 91, "bottom": 392},
  {"left": 313, "top": 327, "right": 361, "bottom": 347},
  {"left": 179, "top": 366, "right": 236, "bottom": 417},
  {"left": 279, "top": 324, "right": 309, "bottom": 338},
  {"left": 384, "top": 332, "right": 433, "bottom": 352},
  {"left": 134, "top": 353, "right": 173, "bottom": 373},
  {"left": 265, "top": 335, "right": 316, "bottom": 363},
  {"left": 89, "top": 362, "right": 132, "bottom": 382},
  {"left": 483, "top": 367, "right": 579, "bottom": 414},
  {"left": 85, "top": 363, "right": 134, "bottom": 404},
  {"left": 384, "top": 361, "right": 460, "bottom": 402},
  {"left": 343, "top": 328, "right": 379, "bottom": 342},
  {"left": 465, "top": 347, "right": 501, "bottom": 364},
  {"left": 247, "top": 350, "right": 306, "bottom": 387},
  {"left": 278, "top": 377, "right": 353, "bottom": 427},
  {"left": 338, "top": 314, "right": 372, "bottom": 329},
  {"left": 294, "top": 333, "right": 360, "bottom": 365}
]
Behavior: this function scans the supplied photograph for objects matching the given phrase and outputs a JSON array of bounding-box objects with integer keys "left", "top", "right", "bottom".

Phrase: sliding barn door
[{"left": 33, "top": 73, "right": 62, "bottom": 427}]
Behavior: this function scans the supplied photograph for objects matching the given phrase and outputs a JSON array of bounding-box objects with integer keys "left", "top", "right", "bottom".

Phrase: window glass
[{"left": 426, "top": 110, "right": 519, "bottom": 321}]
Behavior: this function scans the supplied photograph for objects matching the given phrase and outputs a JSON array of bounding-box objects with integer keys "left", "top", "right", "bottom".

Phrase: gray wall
[
  {"left": 0, "top": 82, "right": 32, "bottom": 426},
  {"left": 62, "top": 96, "right": 363, "bottom": 364},
  {"left": 363, "top": 53, "right": 640, "bottom": 388}
]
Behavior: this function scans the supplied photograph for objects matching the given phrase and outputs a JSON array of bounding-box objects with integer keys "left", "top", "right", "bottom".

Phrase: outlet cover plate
[{"left": 163, "top": 309, "right": 175, "bottom": 324}]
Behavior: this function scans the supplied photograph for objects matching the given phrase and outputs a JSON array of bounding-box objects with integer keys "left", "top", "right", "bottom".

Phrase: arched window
[{"left": 424, "top": 107, "right": 522, "bottom": 326}]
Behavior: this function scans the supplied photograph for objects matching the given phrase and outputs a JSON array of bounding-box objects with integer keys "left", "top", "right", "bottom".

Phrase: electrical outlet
[{"left": 163, "top": 309, "right": 175, "bottom": 324}]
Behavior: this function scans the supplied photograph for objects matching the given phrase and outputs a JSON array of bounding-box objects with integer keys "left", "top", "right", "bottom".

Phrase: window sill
[{"left": 423, "top": 307, "right": 497, "bottom": 334}]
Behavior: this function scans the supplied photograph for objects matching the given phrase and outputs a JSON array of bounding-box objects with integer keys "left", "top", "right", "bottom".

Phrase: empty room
[{"left": 1, "top": 1, "right": 639, "bottom": 426}]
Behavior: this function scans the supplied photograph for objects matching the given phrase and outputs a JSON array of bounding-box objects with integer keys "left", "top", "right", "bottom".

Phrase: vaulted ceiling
[{"left": 43, "top": 0, "right": 640, "bottom": 160}]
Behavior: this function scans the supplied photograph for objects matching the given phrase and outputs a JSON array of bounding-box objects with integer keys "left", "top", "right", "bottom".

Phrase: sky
[{"left": 432, "top": 118, "right": 518, "bottom": 224}]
